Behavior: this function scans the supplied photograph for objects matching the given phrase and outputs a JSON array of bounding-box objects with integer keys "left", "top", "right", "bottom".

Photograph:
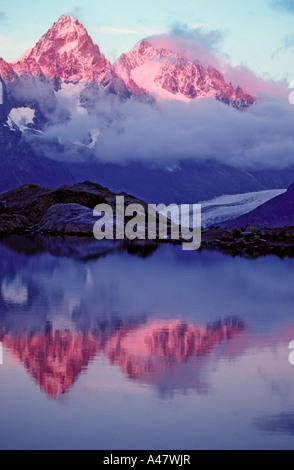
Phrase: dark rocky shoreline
[
  {"left": 1, "top": 216, "right": 293, "bottom": 259},
  {"left": 201, "top": 225, "right": 294, "bottom": 258}
]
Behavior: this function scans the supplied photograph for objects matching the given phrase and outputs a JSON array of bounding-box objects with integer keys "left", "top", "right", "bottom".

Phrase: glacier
[{"left": 199, "top": 189, "right": 287, "bottom": 228}]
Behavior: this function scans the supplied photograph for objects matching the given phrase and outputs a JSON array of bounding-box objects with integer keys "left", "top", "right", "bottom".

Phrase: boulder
[{"left": 37, "top": 203, "right": 98, "bottom": 234}]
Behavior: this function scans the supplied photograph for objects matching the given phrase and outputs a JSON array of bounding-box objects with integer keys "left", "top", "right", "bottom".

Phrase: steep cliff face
[
  {"left": 0, "top": 15, "right": 131, "bottom": 137},
  {"left": 11, "top": 15, "right": 128, "bottom": 94},
  {"left": 114, "top": 39, "right": 255, "bottom": 108}
]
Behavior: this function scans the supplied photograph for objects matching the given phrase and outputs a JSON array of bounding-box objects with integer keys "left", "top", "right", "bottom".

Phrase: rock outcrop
[
  {"left": 0, "top": 181, "right": 149, "bottom": 235},
  {"left": 37, "top": 203, "right": 100, "bottom": 234}
]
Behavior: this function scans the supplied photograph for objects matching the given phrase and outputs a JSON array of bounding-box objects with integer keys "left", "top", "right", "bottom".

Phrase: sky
[{"left": 0, "top": 0, "right": 294, "bottom": 83}]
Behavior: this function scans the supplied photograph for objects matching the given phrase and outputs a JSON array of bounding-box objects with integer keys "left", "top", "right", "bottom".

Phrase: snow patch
[
  {"left": 131, "top": 61, "right": 190, "bottom": 102},
  {"left": 7, "top": 107, "right": 35, "bottom": 132},
  {"left": 59, "top": 40, "right": 79, "bottom": 55}
]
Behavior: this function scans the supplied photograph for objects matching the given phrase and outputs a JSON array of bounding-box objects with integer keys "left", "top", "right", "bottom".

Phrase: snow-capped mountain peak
[
  {"left": 14, "top": 14, "right": 112, "bottom": 84},
  {"left": 29, "top": 14, "right": 90, "bottom": 55},
  {"left": 114, "top": 39, "right": 255, "bottom": 107}
]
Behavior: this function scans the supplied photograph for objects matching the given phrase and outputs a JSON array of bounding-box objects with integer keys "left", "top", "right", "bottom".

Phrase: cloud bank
[{"left": 30, "top": 85, "right": 294, "bottom": 172}]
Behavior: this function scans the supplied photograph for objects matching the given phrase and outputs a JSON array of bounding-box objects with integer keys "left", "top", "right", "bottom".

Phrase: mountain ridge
[
  {"left": 114, "top": 38, "right": 255, "bottom": 107},
  {"left": 0, "top": 14, "right": 255, "bottom": 107}
]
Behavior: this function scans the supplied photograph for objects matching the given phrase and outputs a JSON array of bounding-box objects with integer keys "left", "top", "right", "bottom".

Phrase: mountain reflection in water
[
  {"left": 0, "top": 317, "right": 245, "bottom": 399},
  {"left": 2, "top": 235, "right": 294, "bottom": 450}
]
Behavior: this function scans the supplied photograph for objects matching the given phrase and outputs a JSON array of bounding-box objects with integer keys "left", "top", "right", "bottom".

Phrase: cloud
[
  {"left": 95, "top": 95, "right": 294, "bottom": 170},
  {"left": 170, "top": 22, "right": 226, "bottom": 50},
  {"left": 31, "top": 84, "right": 294, "bottom": 172},
  {"left": 271, "top": 32, "right": 294, "bottom": 61},
  {"left": 146, "top": 26, "right": 288, "bottom": 98},
  {"left": 271, "top": 0, "right": 294, "bottom": 14},
  {"left": 67, "top": 7, "right": 84, "bottom": 22},
  {"left": 148, "top": 23, "right": 227, "bottom": 70}
]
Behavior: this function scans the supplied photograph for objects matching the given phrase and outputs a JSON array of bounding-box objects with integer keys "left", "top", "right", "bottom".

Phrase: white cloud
[
  {"left": 33, "top": 84, "right": 294, "bottom": 171},
  {"left": 147, "top": 28, "right": 289, "bottom": 98}
]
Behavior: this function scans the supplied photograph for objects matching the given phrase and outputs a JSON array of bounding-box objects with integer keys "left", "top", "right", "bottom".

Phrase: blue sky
[{"left": 0, "top": 0, "right": 294, "bottom": 82}]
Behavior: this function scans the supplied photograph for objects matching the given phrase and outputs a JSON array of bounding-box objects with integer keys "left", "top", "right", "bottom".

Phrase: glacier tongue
[{"left": 199, "top": 189, "right": 287, "bottom": 228}]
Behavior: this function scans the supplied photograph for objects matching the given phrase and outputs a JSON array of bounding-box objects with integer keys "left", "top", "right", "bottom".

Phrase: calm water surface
[{"left": 1, "top": 235, "right": 294, "bottom": 450}]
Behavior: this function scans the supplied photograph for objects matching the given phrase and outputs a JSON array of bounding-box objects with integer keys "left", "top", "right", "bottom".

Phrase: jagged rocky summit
[{"left": 0, "top": 14, "right": 255, "bottom": 112}]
